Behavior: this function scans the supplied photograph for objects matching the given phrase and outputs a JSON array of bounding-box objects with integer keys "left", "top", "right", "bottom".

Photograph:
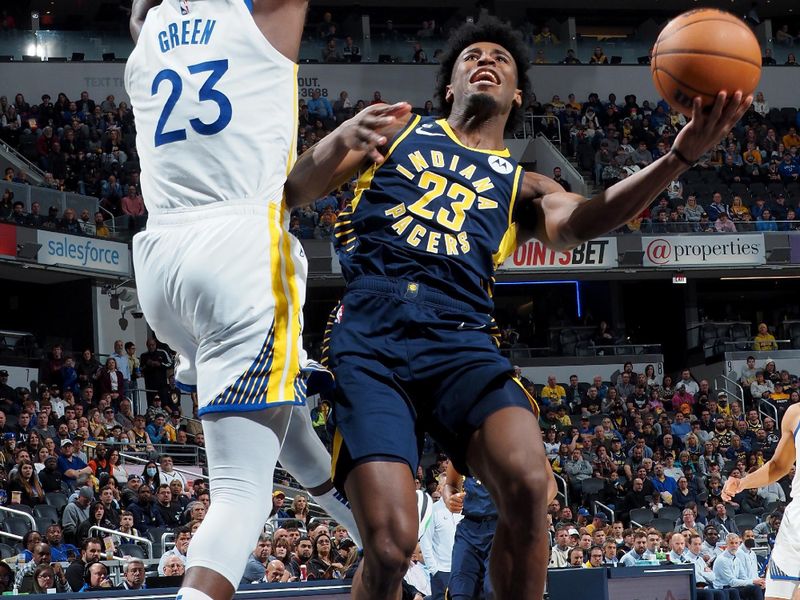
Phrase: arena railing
[
  {"left": 593, "top": 500, "right": 614, "bottom": 524},
  {"left": 0, "top": 531, "right": 21, "bottom": 544},
  {"left": 714, "top": 374, "right": 745, "bottom": 407},
  {"left": 88, "top": 524, "right": 153, "bottom": 559},
  {"left": 720, "top": 339, "right": 795, "bottom": 351},
  {"left": 552, "top": 472, "right": 569, "bottom": 509},
  {"left": 501, "top": 342, "right": 662, "bottom": 359},
  {"left": 117, "top": 450, "right": 208, "bottom": 483},
  {"left": 758, "top": 397, "right": 779, "bottom": 427},
  {"left": 0, "top": 505, "right": 37, "bottom": 533}
]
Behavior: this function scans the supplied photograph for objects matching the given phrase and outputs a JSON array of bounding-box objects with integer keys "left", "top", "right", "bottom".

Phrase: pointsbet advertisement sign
[
  {"left": 642, "top": 234, "right": 765, "bottom": 268},
  {"left": 36, "top": 231, "right": 131, "bottom": 276},
  {"left": 501, "top": 238, "right": 618, "bottom": 270}
]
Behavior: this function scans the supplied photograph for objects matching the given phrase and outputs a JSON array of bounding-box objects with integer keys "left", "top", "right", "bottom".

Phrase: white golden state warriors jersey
[{"left": 125, "top": 0, "right": 297, "bottom": 213}]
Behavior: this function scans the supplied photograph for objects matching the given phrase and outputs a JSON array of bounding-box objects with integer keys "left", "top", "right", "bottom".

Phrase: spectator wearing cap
[
  {"left": 61, "top": 486, "right": 93, "bottom": 545},
  {"left": 121, "top": 473, "right": 143, "bottom": 508},
  {"left": 38, "top": 455, "right": 61, "bottom": 493},
  {"left": 0, "top": 371, "right": 17, "bottom": 405},
  {"left": 56, "top": 438, "right": 91, "bottom": 490},
  {"left": 269, "top": 490, "right": 291, "bottom": 521},
  {"left": 163, "top": 410, "right": 184, "bottom": 443},
  {"left": 586, "top": 512, "right": 608, "bottom": 534}
]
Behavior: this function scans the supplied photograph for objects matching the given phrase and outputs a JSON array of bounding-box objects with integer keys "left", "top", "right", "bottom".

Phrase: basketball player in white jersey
[
  {"left": 724, "top": 403, "right": 800, "bottom": 600},
  {"left": 125, "top": 2, "right": 360, "bottom": 599}
]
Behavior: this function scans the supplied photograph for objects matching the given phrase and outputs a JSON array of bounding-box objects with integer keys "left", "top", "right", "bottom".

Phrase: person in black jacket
[
  {"left": 64, "top": 537, "right": 103, "bottom": 593},
  {"left": 38, "top": 456, "right": 62, "bottom": 493},
  {"left": 128, "top": 485, "right": 165, "bottom": 533}
]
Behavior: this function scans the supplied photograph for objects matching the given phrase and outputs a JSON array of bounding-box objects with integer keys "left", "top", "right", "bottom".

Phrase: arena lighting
[{"left": 493, "top": 280, "right": 582, "bottom": 318}]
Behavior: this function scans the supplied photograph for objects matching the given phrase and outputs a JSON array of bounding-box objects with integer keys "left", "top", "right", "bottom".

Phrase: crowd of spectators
[
  {"left": 0, "top": 337, "right": 366, "bottom": 593},
  {"left": 0, "top": 89, "right": 145, "bottom": 238},
  {"left": 5, "top": 77, "right": 800, "bottom": 242},
  {"left": 528, "top": 88, "right": 800, "bottom": 233},
  {"left": 518, "top": 357, "right": 795, "bottom": 597}
]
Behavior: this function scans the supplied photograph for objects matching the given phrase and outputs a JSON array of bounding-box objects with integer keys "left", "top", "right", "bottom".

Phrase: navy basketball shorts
[{"left": 325, "top": 276, "right": 536, "bottom": 489}]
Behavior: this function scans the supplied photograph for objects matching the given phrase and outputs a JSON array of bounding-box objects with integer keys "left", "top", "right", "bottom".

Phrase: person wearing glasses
[{"left": 31, "top": 564, "right": 69, "bottom": 594}]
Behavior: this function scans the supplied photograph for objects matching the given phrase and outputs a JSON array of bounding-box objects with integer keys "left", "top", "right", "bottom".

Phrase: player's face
[{"left": 446, "top": 42, "right": 521, "bottom": 119}]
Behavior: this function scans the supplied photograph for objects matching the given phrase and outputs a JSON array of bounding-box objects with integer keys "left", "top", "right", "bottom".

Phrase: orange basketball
[{"left": 651, "top": 8, "right": 762, "bottom": 117}]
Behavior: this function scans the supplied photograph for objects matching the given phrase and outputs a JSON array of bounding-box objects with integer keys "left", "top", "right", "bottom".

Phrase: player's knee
[
  {"left": 499, "top": 469, "right": 550, "bottom": 517},
  {"left": 362, "top": 526, "right": 416, "bottom": 580}
]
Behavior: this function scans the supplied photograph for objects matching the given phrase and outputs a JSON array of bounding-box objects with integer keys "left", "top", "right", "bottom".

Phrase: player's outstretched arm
[
  {"left": 130, "top": 0, "right": 160, "bottom": 42},
  {"left": 251, "top": 0, "right": 309, "bottom": 62},
  {"left": 520, "top": 92, "right": 752, "bottom": 250},
  {"left": 722, "top": 403, "right": 800, "bottom": 501},
  {"left": 285, "top": 102, "right": 411, "bottom": 208}
]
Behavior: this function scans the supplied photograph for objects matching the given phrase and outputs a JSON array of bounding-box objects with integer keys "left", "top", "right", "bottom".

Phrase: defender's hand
[
  {"left": 722, "top": 476, "right": 743, "bottom": 502},
  {"left": 336, "top": 102, "right": 411, "bottom": 163}
]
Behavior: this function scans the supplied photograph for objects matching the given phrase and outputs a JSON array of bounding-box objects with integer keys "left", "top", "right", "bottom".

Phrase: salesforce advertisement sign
[{"left": 36, "top": 231, "right": 131, "bottom": 276}]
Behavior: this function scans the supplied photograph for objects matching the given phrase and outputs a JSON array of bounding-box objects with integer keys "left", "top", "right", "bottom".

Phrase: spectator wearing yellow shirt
[
  {"left": 541, "top": 375, "right": 567, "bottom": 407},
  {"left": 534, "top": 26, "right": 559, "bottom": 45},
  {"left": 94, "top": 212, "right": 110, "bottom": 238},
  {"left": 583, "top": 546, "right": 604, "bottom": 568},
  {"left": 742, "top": 142, "right": 762, "bottom": 165},
  {"left": 782, "top": 126, "right": 800, "bottom": 150},
  {"left": 753, "top": 322, "right": 778, "bottom": 351}
]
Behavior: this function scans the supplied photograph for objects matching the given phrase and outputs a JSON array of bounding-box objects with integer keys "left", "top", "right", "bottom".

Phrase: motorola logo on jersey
[{"left": 488, "top": 155, "right": 513, "bottom": 175}]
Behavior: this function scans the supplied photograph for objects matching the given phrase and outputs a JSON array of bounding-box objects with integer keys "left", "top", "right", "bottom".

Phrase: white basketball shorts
[{"left": 133, "top": 201, "right": 308, "bottom": 415}]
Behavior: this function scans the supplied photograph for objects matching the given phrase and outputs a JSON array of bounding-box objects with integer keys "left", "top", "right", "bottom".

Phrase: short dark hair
[
  {"left": 435, "top": 16, "right": 530, "bottom": 133},
  {"left": 81, "top": 537, "right": 103, "bottom": 552}
]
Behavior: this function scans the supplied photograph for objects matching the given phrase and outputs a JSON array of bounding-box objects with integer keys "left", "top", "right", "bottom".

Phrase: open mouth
[{"left": 469, "top": 69, "right": 500, "bottom": 85}]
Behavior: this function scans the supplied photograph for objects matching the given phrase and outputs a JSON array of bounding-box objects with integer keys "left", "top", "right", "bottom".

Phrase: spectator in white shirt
[
  {"left": 549, "top": 527, "right": 573, "bottom": 568},
  {"left": 156, "top": 455, "right": 187, "bottom": 491},
  {"left": 419, "top": 492, "right": 462, "bottom": 599},
  {"left": 678, "top": 370, "right": 699, "bottom": 396},
  {"left": 403, "top": 546, "right": 431, "bottom": 597},
  {"left": 685, "top": 533, "right": 724, "bottom": 599}
]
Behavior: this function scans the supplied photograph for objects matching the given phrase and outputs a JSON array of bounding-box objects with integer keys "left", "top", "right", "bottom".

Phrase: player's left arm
[{"left": 518, "top": 92, "right": 752, "bottom": 249}]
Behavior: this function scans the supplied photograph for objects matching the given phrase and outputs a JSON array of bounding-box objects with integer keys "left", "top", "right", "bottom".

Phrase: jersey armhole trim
[
  {"left": 243, "top": 0, "right": 254, "bottom": 12},
  {"left": 793, "top": 419, "right": 800, "bottom": 439}
]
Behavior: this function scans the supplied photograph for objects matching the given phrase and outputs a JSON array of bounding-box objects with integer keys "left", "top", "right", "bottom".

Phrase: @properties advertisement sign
[{"left": 642, "top": 234, "right": 765, "bottom": 268}]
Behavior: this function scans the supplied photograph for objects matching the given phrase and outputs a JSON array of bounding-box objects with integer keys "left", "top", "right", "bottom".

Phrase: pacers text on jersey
[{"left": 383, "top": 149, "right": 501, "bottom": 256}]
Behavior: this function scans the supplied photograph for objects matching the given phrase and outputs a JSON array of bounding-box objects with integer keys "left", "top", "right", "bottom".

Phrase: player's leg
[
  {"left": 346, "top": 460, "right": 419, "bottom": 600},
  {"left": 278, "top": 404, "right": 361, "bottom": 546},
  {"left": 464, "top": 383, "right": 551, "bottom": 599},
  {"left": 177, "top": 408, "right": 289, "bottom": 600},
  {"left": 447, "top": 521, "right": 483, "bottom": 600}
]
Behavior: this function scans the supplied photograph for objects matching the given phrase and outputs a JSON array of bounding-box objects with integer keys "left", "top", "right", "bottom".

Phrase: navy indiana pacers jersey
[
  {"left": 334, "top": 115, "right": 524, "bottom": 313},
  {"left": 463, "top": 476, "right": 498, "bottom": 519}
]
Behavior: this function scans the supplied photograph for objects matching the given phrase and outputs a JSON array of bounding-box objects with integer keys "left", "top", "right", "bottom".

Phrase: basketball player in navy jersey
[{"left": 287, "top": 17, "right": 751, "bottom": 600}]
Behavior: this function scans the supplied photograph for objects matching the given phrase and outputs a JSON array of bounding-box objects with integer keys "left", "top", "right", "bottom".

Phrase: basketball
[{"left": 651, "top": 8, "right": 762, "bottom": 117}]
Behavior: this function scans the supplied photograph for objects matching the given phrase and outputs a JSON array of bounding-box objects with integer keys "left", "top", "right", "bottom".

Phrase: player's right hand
[
  {"left": 447, "top": 491, "right": 465, "bottom": 513},
  {"left": 721, "top": 476, "right": 743, "bottom": 502},
  {"left": 337, "top": 102, "right": 411, "bottom": 163}
]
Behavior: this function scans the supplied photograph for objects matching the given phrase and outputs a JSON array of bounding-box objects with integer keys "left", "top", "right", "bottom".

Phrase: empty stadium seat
[
  {"left": 649, "top": 518, "right": 675, "bottom": 534},
  {"left": 33, "top": 504, "right": 59, "bottom": 523},
  {"left": 3, "top": 516, "right": 31, "bottom": 538},
  {"left": 733, "top": 513, "right": 758, "bottom": 531},
  {"left": 44, "top": 492, "right": 68, "bottom": 512},
  {"left": 118, "top": 543, "right": 148, "bottom": 559},
  {"left": 629, "top": 507, "right": 654, "bottom": 526}
]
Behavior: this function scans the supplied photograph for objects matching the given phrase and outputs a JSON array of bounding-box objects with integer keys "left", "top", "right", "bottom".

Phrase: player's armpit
[
  {"left": 251, "top": 0, "right": 309, "bottom": 62},
  {"left": 130, "top": 0, "right": 160, "bottom": 42}
]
